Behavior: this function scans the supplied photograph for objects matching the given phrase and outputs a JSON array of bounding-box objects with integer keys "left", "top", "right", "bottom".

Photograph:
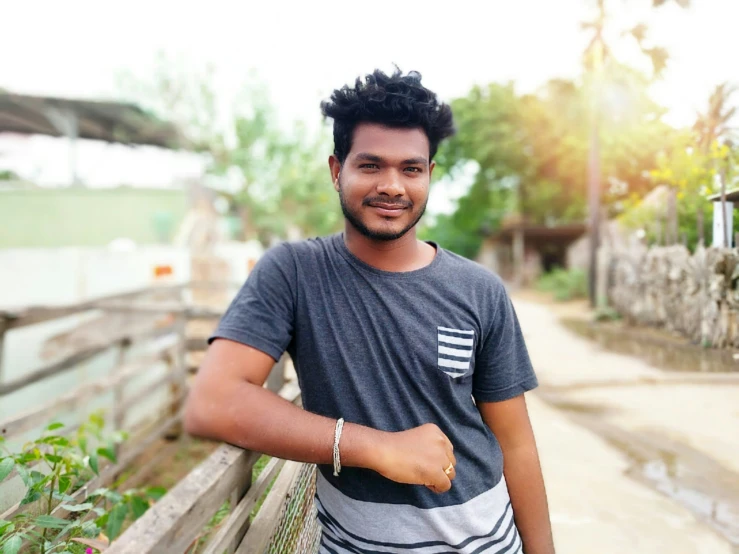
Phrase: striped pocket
[{"left": 437, "top": 326, "right": 475, "bottom": 378}]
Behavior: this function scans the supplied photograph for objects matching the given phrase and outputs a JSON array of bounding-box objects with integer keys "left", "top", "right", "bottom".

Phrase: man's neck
[{"left": 343, "top": 225, "right": 436, "bottom": 272}]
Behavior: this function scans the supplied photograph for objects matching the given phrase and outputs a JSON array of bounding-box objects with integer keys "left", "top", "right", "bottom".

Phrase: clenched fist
[{"left": 372, "top": 423, "right": 456, "bottom": 493}]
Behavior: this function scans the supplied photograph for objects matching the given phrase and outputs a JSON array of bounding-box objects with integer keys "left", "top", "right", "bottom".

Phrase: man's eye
[
  {"left": 405, "top": 167, "right": 422, "bottom": 173},
  {"left": 360, "top": 164, "right": 379, "bottom": 169}
]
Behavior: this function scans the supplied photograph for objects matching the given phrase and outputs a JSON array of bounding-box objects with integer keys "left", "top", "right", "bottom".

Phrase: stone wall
[{"left": 605, "top": 244, "right": 739, "bottom": 348}]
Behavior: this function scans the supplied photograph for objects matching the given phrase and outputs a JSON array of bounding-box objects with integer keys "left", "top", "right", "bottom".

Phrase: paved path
[{"left": 513, "top": 297, "right": 738, "bottom": 554}]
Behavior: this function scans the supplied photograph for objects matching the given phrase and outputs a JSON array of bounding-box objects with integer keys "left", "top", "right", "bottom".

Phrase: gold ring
[{"left": 444, "top": 463, "right": 454, "bottom": 475}]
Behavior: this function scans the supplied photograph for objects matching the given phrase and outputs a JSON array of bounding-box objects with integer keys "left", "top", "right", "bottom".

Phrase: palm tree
[{"left": 581, "top": 0, "right": 690, "bottom": 303}]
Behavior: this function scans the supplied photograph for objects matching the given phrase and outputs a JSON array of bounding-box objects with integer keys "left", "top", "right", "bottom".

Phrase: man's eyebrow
[
  {"left": 354, "top": 153, "right": 383, "bottom": 163},
  {"left": 401, "top": 156, "right": 429, "bottom": 165}
]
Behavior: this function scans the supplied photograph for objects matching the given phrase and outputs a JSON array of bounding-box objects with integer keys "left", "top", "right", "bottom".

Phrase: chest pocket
[{"left": 436, "top": 326, "right": 476, "bottom": 380}]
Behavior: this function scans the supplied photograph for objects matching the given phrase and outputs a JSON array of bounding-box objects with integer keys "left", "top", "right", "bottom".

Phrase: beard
[{"left": 338, "top": 179, "right": 427, "bottom": 241}]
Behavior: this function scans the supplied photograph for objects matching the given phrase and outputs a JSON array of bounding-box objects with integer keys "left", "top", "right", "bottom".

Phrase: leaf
[
  {"left": 13, "top": 464, "right": 30, "bottom": 487},
  {"left": 105, "top": 503, "right": 128, "bottom": 540},
  {"left": 58, "top": 475, "right": 71, "bottom": 494},
  {"left": 0, "top": 459, "right": 13, "bottom": 482},
  {"left": 96, "top": 446, "right": 117, "bottom": 464},
  {"left": 19, "top": 489, "right": 42, "bottom": 506},
  {"left": 145, "top": 486, "right": 167, "bottom": 501},
  {"left": 60, "top": 502, "right": 93, "bottom": 512},
  {"left": 0, "top": 520, "right": 14, "bottom": 535},
  {"left": 89, "top": 453, "right": 99, "bottom": 475},
  {"left": 32, "top": 515, "right": 69, "bottom": 529},
  {"left": 130, "top": 496, "right": 149, "bottom": 519},
  {"left": 2, "top": 535, "right": 22, "bottom": 554},
  {"left": 89, "top": 412, "right": 105, "bottom": 430},
  {"left": 78, "top": 436, "right": 88, "bottom": 454},
  {"left": 47, "top": 422, "right": 65, "bottom": 431},
  {"left": 44, "top": 454, "right": 62, "bottom": 464}
]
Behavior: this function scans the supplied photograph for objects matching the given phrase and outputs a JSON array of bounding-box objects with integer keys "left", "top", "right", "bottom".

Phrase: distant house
[
  {"left": 707, "top": 188, "right": 739, "bottom": 247},
  {"left": 477, "top": 214, "right": 586, "bottom": 285}
]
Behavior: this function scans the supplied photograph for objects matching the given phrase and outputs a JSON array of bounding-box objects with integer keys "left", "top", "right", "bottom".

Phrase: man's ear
[
  {"left": 429, "top": 160, "right": 436, "bottom": 179},
  {"left": 329, "top": 155, "right": 342, "bottom": 192}
]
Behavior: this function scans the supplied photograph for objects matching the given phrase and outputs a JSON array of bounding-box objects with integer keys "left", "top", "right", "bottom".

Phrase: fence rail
[
  {"left": 0, "top": 281, "right": 307, "bottom": 552},
  {"left": 108, "top": 382, "right": 306, "bottom": 554}
]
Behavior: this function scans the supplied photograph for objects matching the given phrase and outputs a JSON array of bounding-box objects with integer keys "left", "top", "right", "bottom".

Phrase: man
[{"left": 184, "top": 68, "right": 554, "bottom": 554}]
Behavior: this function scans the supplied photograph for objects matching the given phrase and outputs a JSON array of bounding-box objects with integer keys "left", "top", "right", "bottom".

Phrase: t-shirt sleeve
[
  {"left": 473, "top": 282, "right": 538, "bottom": 403},
  {"left": 208, "top": 243, "right": 296, "bottom": 361}
]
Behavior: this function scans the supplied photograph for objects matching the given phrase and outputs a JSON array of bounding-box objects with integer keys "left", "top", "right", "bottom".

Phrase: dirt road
[{"left": 514, "top": 296, "right": 739, "bottom": 554}]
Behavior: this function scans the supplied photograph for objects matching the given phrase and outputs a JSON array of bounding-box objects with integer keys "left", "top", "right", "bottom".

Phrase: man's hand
[
  {"left": 187, "top": 340, "right": 457, "bottom": 494},
  {"left": 369, "top": 423, "right": 457, "bottom": 493}
]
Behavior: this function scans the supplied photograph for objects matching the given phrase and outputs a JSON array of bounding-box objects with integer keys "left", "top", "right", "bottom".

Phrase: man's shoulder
[
  {"left": 273, "top": 234, "right": 337, "bottom": 260},
  {"left": 439, "top": 246, "right": 507, "bottom": 292}
]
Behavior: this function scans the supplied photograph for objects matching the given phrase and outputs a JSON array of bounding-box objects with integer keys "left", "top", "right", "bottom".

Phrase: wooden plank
[
  {"left": 0, "top": 341, "right": 175, "bottom": 439},
  {"left": 203, "top": 457, "right": 285, "bottom": 554},
  {"left": 116, "top": 365, "right": 186, "bottom": 416},
  {"left": 186, "top": 337, "right": 209, "bottom": 352},
  {"left": 0, "top": 343, "right": 109, "bottom": 397},
  {"left": 1, "top": 284, "right": 186, "bottom": 330},
  {"left": 0, "top": 324, "right": 177, "bottom": 396},
  {"left": 106, "top": 446, "right": 260, "bottom": 554},
  {"left": 236, "top": 461, "right": 304, "bottom": 554}
]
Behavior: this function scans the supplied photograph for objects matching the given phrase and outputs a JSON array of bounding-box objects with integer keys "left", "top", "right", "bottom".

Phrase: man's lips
[{"left": 367, "top": 202, "right": 408, "bottom": 217}]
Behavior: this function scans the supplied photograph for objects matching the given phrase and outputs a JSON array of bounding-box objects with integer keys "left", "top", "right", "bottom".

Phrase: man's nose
[{"left": 376, "top": 170, "right": 404, "bottom": 196}]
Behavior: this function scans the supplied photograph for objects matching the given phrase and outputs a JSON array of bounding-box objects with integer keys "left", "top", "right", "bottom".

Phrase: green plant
[
  {"left": 0, "top": 414, "right": 160, "bottom": 554},
  {"left": 536, "top": 268, "right": 589, "bottom": 301}
]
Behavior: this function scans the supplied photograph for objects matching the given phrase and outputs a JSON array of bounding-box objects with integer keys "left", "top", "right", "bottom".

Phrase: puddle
[
  {"left": 540, "top": 391, "right": 739, "bottom": 547},
  {"left": 615, "top": 431, "right": 739, "bottom": 547},
  {"left": 561, "top": 318, "right": 739, "bottom": 373}
]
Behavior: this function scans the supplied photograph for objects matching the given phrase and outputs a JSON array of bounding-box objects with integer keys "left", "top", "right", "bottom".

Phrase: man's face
[{"left": 330, "top": 123, "right": 435, "bottom": 241}]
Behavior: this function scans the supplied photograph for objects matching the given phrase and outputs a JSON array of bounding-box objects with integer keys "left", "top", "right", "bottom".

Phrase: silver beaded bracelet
[{"left": 333, "top": 418, "right": 345, "bottom": 477}]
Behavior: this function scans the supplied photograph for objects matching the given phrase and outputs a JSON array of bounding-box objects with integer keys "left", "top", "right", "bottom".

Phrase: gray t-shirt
[{"left": 211, "top": 233, "right": 537, "bottom": 553}]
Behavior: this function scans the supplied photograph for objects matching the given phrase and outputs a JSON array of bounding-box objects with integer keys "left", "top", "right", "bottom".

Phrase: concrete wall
[{"left": 605, "top": 244, "right": 739, "bottom": 348}]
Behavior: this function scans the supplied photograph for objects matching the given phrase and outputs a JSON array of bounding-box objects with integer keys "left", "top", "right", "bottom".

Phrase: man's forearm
[
  {"left": 184, "top": 380, "right": 382, "bottom": 470},
  {"left": 503, "top": 443, "right": 555, "bottom": 554}
]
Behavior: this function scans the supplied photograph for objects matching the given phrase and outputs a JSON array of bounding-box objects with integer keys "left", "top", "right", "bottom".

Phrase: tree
[
  {"left": 580, "top": 0, "right": 689, "bottom": 303},
  {"left": 425, "top": 74, "right": 669, "bottom": 259},
  {"left": 117, "top": 54, "right": 342, "bottom": 245}
]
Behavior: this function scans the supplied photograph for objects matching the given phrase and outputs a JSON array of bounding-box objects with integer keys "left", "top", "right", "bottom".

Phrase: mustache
[{"left": 362, "top": 197, "right": 413, "bottom": 209}]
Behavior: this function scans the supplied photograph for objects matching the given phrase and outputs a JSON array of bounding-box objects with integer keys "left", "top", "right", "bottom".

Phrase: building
[{"left": 477, "top": 215, "right": 586, "bottom": 285}]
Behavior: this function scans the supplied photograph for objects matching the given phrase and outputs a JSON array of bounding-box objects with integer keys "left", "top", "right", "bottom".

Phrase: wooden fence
[
  {"left": 0, "top": 282, "right": 308, "bottom": 553},
  {"left": 107, "top": 382, "right": 318, "bottom": 554},
  {"left": 0, "top": 283, "right": 230, "bottom": 516}
]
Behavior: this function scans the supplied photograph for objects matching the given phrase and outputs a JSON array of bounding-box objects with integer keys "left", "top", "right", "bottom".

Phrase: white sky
[{"left": 1, "top": 0, "right": 737, "bottom": 210}]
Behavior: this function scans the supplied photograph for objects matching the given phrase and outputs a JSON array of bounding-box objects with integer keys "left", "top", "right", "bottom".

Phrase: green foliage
[
  {"left": 0, "top": 414, "right": 158, "bottom": 553},
  {"left": 426, "top": 72, "right": 669, "bottom": 258},
  {"left": 536, "top": 268, "right": 589, "bottom": 301},
  {"left": 118, "top": 55, "right": 343, "bottom": 246}
]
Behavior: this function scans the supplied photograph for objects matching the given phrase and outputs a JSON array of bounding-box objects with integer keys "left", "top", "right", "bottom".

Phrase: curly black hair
[{"left": 320, "top": 68, "right": 455, "bottom": 163}]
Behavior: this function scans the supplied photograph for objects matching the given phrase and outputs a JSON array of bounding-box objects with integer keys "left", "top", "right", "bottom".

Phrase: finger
[
  {"left": 441, "top": 434, "right": 456, "bottom": 466},
  {"left": 445, "top": 463, "right": 457, "bottom": 481},
  {"left": 428, "top": 470, "right": 452, "bottom": 494}
]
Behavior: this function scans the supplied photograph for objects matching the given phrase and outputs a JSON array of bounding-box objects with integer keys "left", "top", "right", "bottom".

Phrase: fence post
[
  {"left": 166, "top": 314, "right": 188, "bottom": 441},
  {"left": 112, "top": 338, "right": 130, "bottom": 459}
]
